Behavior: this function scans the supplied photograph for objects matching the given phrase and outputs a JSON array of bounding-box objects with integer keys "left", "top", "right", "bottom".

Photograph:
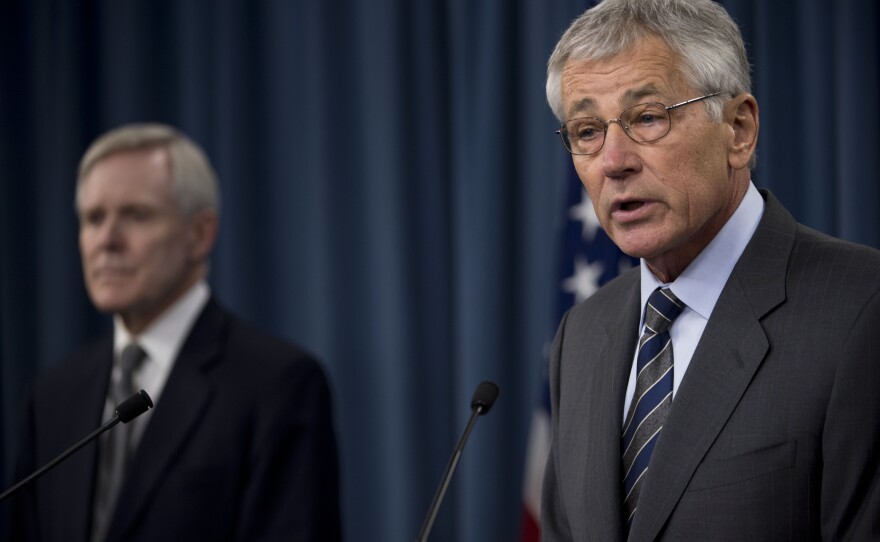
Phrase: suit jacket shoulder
[
  {"left": 565, "top": 266, "right": 641, "bottom": 324},
  {"left": 10, "top": 296, "right": 342, "bottom": 542}
]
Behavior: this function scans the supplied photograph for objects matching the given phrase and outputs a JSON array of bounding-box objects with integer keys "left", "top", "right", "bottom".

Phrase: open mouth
[{"left": 620, "top": 201, "right": 644, "bottom": 211}]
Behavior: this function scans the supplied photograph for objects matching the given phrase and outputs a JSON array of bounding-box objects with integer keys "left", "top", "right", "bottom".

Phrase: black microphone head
[
  {"left": 116, "top": 390, "right": 154, "bottom": 423},
  {"left": 471, "top": 381, "right": 499, "bottom": 415}
]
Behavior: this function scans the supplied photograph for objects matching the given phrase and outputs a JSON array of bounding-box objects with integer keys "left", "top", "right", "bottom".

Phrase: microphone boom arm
[
  {"left": 0, "top": 417, "right": 120, "bottom": 503},
  {"left": 0, "top": 389, "right": 153, "bottom": 503}
]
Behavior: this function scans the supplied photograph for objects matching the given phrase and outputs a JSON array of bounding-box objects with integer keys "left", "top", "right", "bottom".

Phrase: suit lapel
[
  {"left": 630, "top": 191, "right": 796, "bottom": 540},
  {"left": 630, "top": 280, "right": 770, "bottom": 540},
  {"left": 593, "top": 288, "right": 640, "bottom": 540},
  {"left": 565, "top": 270, "right": 640, "bottom": 540},
  {"left": 105, "top": 300, "right": 227, "bottom": 540}
]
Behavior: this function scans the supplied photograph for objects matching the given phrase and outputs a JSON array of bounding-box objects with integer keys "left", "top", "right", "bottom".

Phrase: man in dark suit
[
  {"left": 541, "top": 0, "right": 880, "bottom": 540},
  {"left": 8, "top": 123, "right": 342, "bottom": 541}
]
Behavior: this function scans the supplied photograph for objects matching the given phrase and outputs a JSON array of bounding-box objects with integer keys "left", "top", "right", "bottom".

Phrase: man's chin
[
  {"left": 88, "top": 294, "right": 135, "bottom": 315},
  {"left": 607, "top": 238, "right": 655, "bottom": 261},
  {"left": 607, "top": 225, "right": 671, "bottom": 259}
]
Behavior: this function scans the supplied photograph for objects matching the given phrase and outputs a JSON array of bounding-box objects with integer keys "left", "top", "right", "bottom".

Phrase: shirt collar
[
  {"left": 113, "top": 280, "right": 211, "bottom": 369},
  {"left": 640, "top": 181, "right": 764, "bottom": 319}
]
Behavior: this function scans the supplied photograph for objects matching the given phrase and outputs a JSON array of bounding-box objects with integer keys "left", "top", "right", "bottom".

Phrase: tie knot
[
  {"left": 119, "top": 343, "right": 147, "bottom": 377},
  {"left": 644, "top": 288, "right": 685, "bottom": 334}
]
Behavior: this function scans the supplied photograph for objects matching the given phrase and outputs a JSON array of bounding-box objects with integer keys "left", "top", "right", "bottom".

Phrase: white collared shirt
[
  {"left": 622, "top": 182, "right": 765, "bottom": 419},
  {"left": 104, "top": 280, "right": 211, "bottom": 446}
]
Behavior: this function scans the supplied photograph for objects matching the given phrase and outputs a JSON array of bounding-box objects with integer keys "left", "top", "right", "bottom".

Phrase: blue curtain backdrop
[{"left": 0, "top": 1, "right": 877, "bottom": 541}]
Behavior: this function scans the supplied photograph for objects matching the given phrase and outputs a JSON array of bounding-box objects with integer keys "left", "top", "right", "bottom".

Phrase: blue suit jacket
[{"left": 9, "top": 297, "right": 342, "bottom": 541}]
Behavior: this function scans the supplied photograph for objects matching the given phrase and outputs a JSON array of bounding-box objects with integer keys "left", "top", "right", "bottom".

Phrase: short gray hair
[
  {"left": 546, "top": 0, "right": 751, "bottom": 123},
  {"left": 76, "top": 123, "right": 221, "bottom": 217}
]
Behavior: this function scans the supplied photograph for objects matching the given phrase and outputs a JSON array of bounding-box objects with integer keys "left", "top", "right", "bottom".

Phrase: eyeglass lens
[{"left": 561, "top": 102, "right": 672, "bottom": 155}]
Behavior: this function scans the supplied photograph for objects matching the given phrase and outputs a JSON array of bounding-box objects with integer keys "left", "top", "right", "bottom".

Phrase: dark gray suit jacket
[
  {"left": 8, "top": 297, "right": 342, "bottom": 542},
  {"left": 542, "top": 190, "right": 880, "bottom": 541}
]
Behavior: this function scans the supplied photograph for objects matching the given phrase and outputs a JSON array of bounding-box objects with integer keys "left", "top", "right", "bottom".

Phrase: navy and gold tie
[{"left": 621, "top": 287, "right": 684, "bottom": 530}]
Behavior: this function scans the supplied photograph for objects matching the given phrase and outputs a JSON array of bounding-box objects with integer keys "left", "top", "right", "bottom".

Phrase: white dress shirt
[
  {"left": 104, "top": 280, "right": 210, "bottom": 447},
  {"left": 622, "top": 182, "right": 765, "bottom": 419}
]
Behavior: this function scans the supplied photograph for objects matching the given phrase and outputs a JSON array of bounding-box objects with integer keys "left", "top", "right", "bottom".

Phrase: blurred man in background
[{"left": 8, "top": 123, "right": 342, "bottom": 541}]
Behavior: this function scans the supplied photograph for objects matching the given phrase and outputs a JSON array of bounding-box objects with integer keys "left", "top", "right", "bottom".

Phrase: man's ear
[
  {"left": 726, "top": 93, "right": 759, "bottom": 170},
  {"left": 187, "top": 209, "right": 219, "bottom": 263}
]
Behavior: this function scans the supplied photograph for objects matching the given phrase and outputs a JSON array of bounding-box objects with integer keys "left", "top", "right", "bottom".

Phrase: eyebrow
[
  {"left": 566, "top": 97, "right": 597, "bottom": 118},
  {"left": 622, "top": 85, "right": 663, "bottom": 103},
  {"left": 566, "top": 84, "right": 666, "bottom": 119}
]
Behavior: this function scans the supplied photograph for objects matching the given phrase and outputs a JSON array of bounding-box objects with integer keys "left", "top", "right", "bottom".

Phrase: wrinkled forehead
[{"left": 560, "top": 38, "right": 689, "bottom": 119}]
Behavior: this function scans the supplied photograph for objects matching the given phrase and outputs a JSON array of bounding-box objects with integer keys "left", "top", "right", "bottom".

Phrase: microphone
[
  {"left": 0, "top": 390, "right": 154, "bottom": 503},
  {"left": 415, "top": 381, "right": 500, "bottom": 542}
]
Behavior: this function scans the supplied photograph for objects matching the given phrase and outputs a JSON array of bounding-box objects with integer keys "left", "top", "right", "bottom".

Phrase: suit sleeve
[
  {"left": 821, "top": 288, "right": 880, "bottom": 540},
  {"left": 235, "top": 357, "right": 342, "bottom": 542},
  {"left": 541, "top": 311, "right": 574, "bottom": 542}
]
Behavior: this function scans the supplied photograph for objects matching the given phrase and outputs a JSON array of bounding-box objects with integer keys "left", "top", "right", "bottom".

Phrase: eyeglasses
[{"left": 556, "top": 92, "right": 723, "bottom": 155}]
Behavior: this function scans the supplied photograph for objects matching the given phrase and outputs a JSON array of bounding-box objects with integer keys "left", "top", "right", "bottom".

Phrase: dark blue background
[{"left": 1, "top": 1, "right": 877, "bottom": 540}]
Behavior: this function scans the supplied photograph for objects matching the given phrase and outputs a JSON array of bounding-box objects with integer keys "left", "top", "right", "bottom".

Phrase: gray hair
[
  {"left": 76, "top": 123, "right": 221, "bottom": 218},
  {"left": 546, "top": 0, "right": 751, "bottom": 123}
]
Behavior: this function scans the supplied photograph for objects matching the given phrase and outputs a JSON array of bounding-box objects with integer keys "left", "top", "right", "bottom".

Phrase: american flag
[{"left": 520, "top": 163, "right": 635, "bottom": 541}]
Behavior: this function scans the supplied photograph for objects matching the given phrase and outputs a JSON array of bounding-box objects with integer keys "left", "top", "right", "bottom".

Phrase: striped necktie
[
  {"left": 92, "top": 343, "right": 147, "bottom": 542},
  {"left": 621, "top": 287, "right": 684, "bottom": 530}
]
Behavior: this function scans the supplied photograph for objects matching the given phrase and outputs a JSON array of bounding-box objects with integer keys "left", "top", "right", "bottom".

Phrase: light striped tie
[
  {"left": 92, "top": 343, "right": 147, "bottom": 542},
  {"left": 621, "top": 287, "right": 684, "bottom": 531}
]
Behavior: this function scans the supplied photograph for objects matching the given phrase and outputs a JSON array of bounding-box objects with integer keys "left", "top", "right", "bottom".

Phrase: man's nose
[
  {"left": 95, "top": 217, "right": 125, "bottom": 249},
  {"left": 600, "top": 121, "right": 640, "bottom": 179}
]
